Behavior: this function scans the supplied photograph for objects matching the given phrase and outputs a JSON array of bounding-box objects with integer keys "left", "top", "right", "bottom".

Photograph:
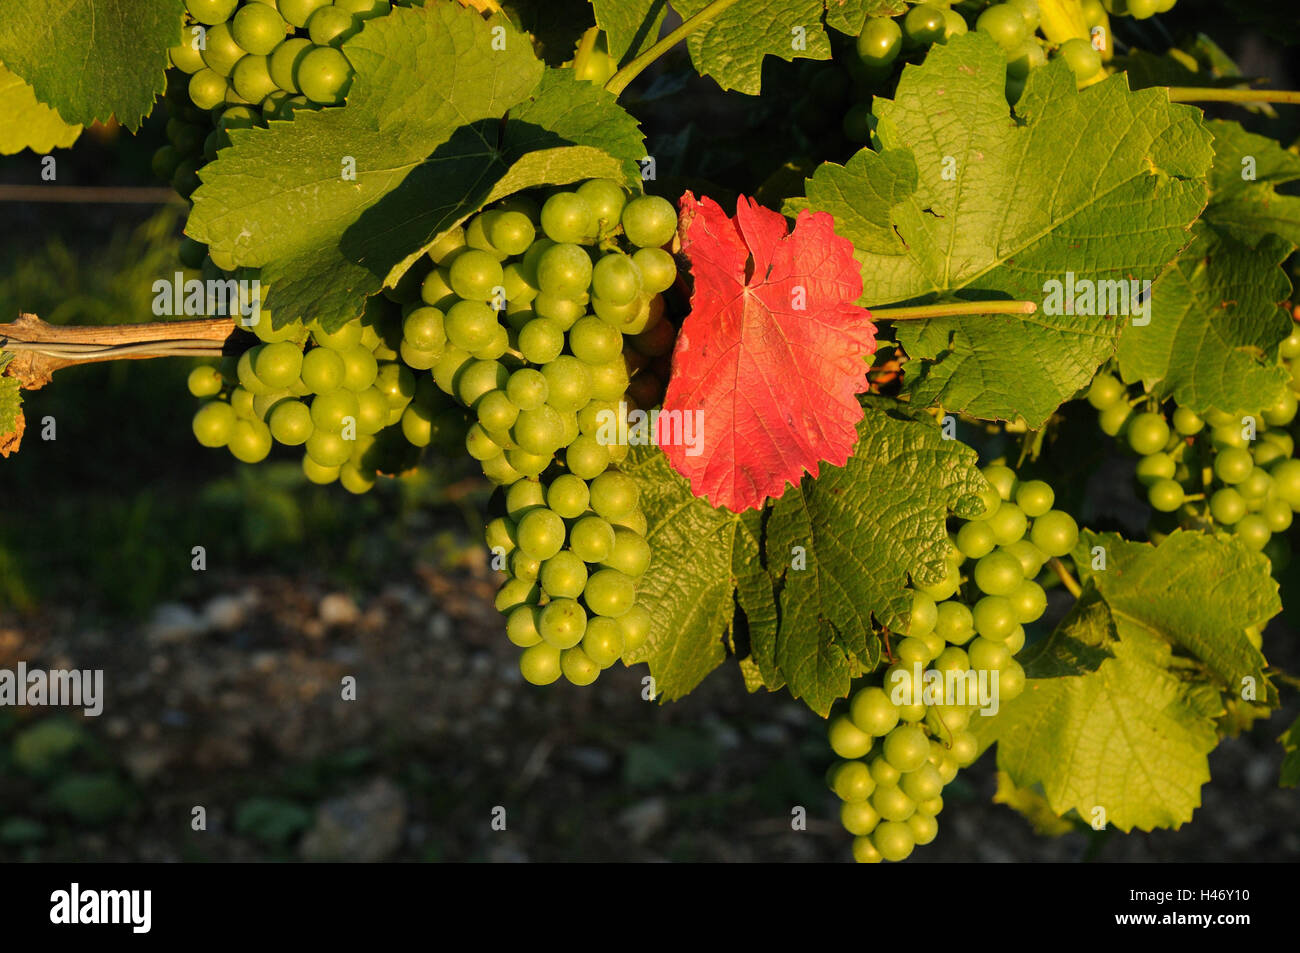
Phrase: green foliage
[
  {"left": 977, "top": 529, "right": 1281, "bottom": 831},
  {"left": 0, "top": 63, "right": 81, "bottom": 154},
  {"left": 0, "top": 0, "right": 182, "bottom": 130},
  {"left": 799, "top": 32, "right": 1213, "bottom": 426},
  {"left": 188, "top": 4, "right": 644, "bottom": 330},
  {"left": 626, "top": 403, "right": 986, "bottom": 714}
]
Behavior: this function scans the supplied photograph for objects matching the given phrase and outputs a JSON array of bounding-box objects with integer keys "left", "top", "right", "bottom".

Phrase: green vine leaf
[
  {"left": 977, "top": 528, "right": 1279, "bottom": 831},
  {"left": 188, "top": 5, "right": 643, "bottom": 331},
  {"left": 0, "top": 63, "right": 82, "bottom": 154},
  {"left": 620, "top": 443, "right": 763, "bottom": 701},
  {"left": 592, "top": 0, "right": 669, "bottom": 66},
  {"left": 1202, "top": 119, "right": 1300, "bottom": 248},
  {"left": 673, "top": 0, "right": 832, "bottom": 95},
  {"left": 800, "top": 32, "right": 1213, "bottom": 426},
  {"left": 762, "top": 403, "right": 986, "bottom": 715},
  {"left": 0, "top": 0, "right": 182, "bottom": 131}
]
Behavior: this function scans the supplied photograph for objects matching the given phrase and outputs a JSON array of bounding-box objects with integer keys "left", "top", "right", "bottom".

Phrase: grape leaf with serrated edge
[
  {"left": 0, "top": 63, "right": 81, "bottom": 155},
  {"left": 0, "top": 0, "right": 182, "bottom": 131},
  {"left": 798, "top": 32, "right": 1213, "bottom": 427}
]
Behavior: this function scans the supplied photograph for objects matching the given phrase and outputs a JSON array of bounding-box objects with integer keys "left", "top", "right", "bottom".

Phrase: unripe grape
[
  {"left": 872, "top": 821, "right": 915, "bottom": 862},
  {"left": 841, "top": 800, "right": 882, "bottom": 836},
  {"left": 871, "top": 784, "right": 916, "bottom": 823},
  {"left": 828, "top": 760, "right": 876, "bottom": 802},
  {"left": 561, "top": 645, "right": 601, "bottom": 686},
  {"left": 851, "top": 686, "right": 900, "bottom": 738},
  {"left": 619, "top": 604, "right": 651, "bottom": 655},
  {"left": 519, "top": 643, "right": 562, "bottom": 685},
  {"left": 883, "top": 724, "right": 930, "bottom": 773},
  {"left": 193, "top": 401, "right": 237, "bottom": 447},
  {"left": 581, "top": 616, "right": 624, "bottom": 669},
  {"left": 1029, "top": 510, "right": 1078, "bottom": 557},
  {"left": 829, "top": 715, "right": 873, "bottom": 760}
]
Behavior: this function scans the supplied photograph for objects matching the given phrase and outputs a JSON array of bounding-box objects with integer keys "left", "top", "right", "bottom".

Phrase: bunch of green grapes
[
  {"left": 827, "top": 462, "right": 1070, "bottom": 861},
  {"left": 406, "top": 180, "right": 678, "bottom": 686},
  {"left": 1086, "top": 328, "right": 1300, "bottom": 560},
  {"left": 188, "top": 293, "right": 465, "bottom": 490}
]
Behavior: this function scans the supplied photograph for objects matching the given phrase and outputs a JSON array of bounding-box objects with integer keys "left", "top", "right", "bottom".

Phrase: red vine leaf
[{"left": 660, "top": 193, "right": 877, "bottom": 511}]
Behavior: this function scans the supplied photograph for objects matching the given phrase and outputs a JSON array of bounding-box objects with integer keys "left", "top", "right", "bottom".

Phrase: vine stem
[
  {"left": 1167, "top": 87, "right": 1300, "bottom": 105},
  {"left": 604, "top": 0, "right": 742, "bottom": 97},
  {"left": 1, "top": 313, "right": 236, "bottom": 389},
  {"left": 870, "top": 300, "right": 1038, "bottom": 321},
  {"left": 1048, "top": 557, "right": 1083, "bottom": 598}
]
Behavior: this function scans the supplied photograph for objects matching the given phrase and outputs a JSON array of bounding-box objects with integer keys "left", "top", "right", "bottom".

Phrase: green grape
[
  {"left": 1008, "top": 0, "right": 1041, "bottom": 29},
  {"left": 1147, "top": 478, "right": 1184, "bottom": 512},
  {"left": 1087, "top": 373, "right": 1125, "bottom": 409},
  {"left": 895, "top": 637, "right": 930, "bottom": 668},
  {"left": 455, "top": 359, "right": 508, "bottom": 409},
  {"left": 828, "top": 760, "right": 876, "bottom": 802},
  {"left": 1058, "top": 37, "right": 1102, "bottom": 81},
  {"left": 1172, "top": 405, "right": 1204, "bottom": 435},
  {"left": 1124, "top": 0, "right": 1159, "bottom": 16},
  {"left": 307, "top": 6, "right": 358, "bottom": 46},
  {"left": 1006, "top": 39, "right": 1046, "bottom": 79},
  {"left": 1272, "top": 459, "right": 1300, "bottom": 508},
  {"left": 871, "top": 784, "right": 916, "bottom": 823},
  {"left": 939, "top": 8, "right": 968, "bottom": 40},
  {"left": 591, "top": 253, "right": 642, "bottom": 306},
  {"left": 251, "top": 389, "right": 291, "bottom": 421},
  {"left": 850, "top": 687, "right": 900, "bottom": 737},
  {"left": 442, "top": 301, "right": 496, "bottom": 353},
  {"left": 587, "top": 358, "right": 630, "bottom": 402},
  {"left": 482, "top": 211, "right": 534, "bottom": 257},
  {"left": 237, "top": 348, "right": 270, "bottom": 395},
  {"left": 466, "top": 423, "right": 505, "bottom": 460},
  {"left": 883, "top": 725, "right": 929, "bottom": 773},
  {"left": 170, "top": 35, "right": 208, "bottom": 74},
  {"left": 188, "top": 69, "right": 229, "bottom": 110},
  {"left": 1209, "top": 487, "right": 1246, "bottom": 525},
  {"left": 589, "top": 472, "right": 638, "bottom": 521},
  {"left": 620, "top": 196, "right": 677, "bottom": 249},
  {"left": 948, "top": 730, "right": 979, "bottom": 766},
  {"left": 335, "top": 0, "right": 391, "bottom": 19},
  {"left": 447, "top": 251, "right": 503, "bottom": 302},
  {"left": 232, "top": 3, "right": 286, "bottom": 56},
  {"left": 855, "top": 16, "right": 902, "bottom": 66},
  {"left": 584, "top": 569, "right": 635, "bottom": 617},
  {"left": 499, "top": 370, "right": 545, "bottom": 414},
  {"left": 559, "top": 645, "right": 600, "bottom": 686},
  {"left": 871, "top": 820, "right": 915, "bottom": 862},
  {"left": 201, "top": 22, "right": 245, "bottom": 76},
  {"left": 1263, "top": 430, "right": 1295, "bottom": 457},
  {"left": 976, "top": 4, "right": 1026, "bottom": 49},
  {"left": 505, "top": 606, "right": 543, "bottom": 648},
  {"left": 972, "top": 595, "right": 1017, "bottom": 640},
  {"left": 581, "top": 616, "right": 624, "bottom": 669},
  {"left": 310, "top": 388, "right": 359, "bottom": 433},
  {"left": 540, "top": 551, "right": 589, "bottom": 600},
  {"left": 279, "top": 0, "right": 331, "bottom": 27},
  {"left": 1002, "top": 538, "right": 1047, "bottom": 578},
  {"left": 1030, "top": 510, "right": 1078, "bottom": 557},
  {"left": 475, "top": 390, "right": 518, "bottom": 432},
  {"left": 228, "top": 418, "right": 273, "bottom": 463},
  {"left": 983, "top": 465, "right": 1017, "bottom": 501},
  {"left": 302, "top": 455, "right": 340, "bottom": 484},
  {"left": 1004, "top": 626, "right": 1026, "bottom": 655},
  {"left": 519, "top": 642, "right": 562, "bottom": 685},
  {"left": 601, "top": 527, "right": 650, "bottom": 578},
  {"left": 917, "top": 561, "right": 960, "bottom": 602},
  {"left": 268, "top": 399, "right": 313, "bottom": 445},
  {"left": 1263, "top": 390, "right": 1298, "bottom": 427},
  {"left": 1006, "top": 579, "right": 1047, "bottom": 624},
  {"left": 1214, "top": 447, "right": 1254, "bottom": 485},
  {"left": 1279, "top": 327, "right": 1300, "bottom": 360},
  {"left": 907, "top": 811, "right": 939, "bottom": 847},
  {"left": 339, "top": 461, "right": 376, "bottom": 495},
  {"left": 987, "top": 502, "right": 1028, "bottom": 545},
  {"left": 516, "top": 317, "right": 564, "bottom": 365},
  {"left": 829, "top": 715, "right": 873, "bottom": 760},
  {"left": 955, "top": 520, "right": 997, "bottom": 560},
  {"left": 1098, "top": 401, "right": 1132, "bottom": 437},
  {"left": 574, "top": 179, "right": 627, "bottom": 229},
  {"left": 1233, "top": 512, "right": 1271, "bottom": 551},
  {"left": 903, "top": 4, "right": 947, "bottom": 45},
  {"left": 567, "top": 516, "right": 615, "bottom": 564},
  {"left": 631, "top": 247, "right": 676, "bottom": 295},
  {"left": 1263, "top": 499, "right": 1293, "bottom": 534},
  {"left": 841, "top": 800, "right": 882, "bottom": 837},
  {"left": 311, "top": 319, "right": 362, "bottom": 350},
  {"left": 565, "top": 316, "right": 621, "bottom": 366},
  {"left": 1127, "top": 411, "right": 1171, "bottom": 455},
  {"left": 933, "top": 646, "right": 970, "bottom": 676},
  {"left": 999, "top": 659, "right": 1027, "bottom": 700},
  {"left": 540, "top": 357, "right": 591, "bottom": 413},
  {"left": 265, "top": 38, "right": 308, "bottom": 94},
  {"left": 186, "top": 0, "right": 238, "bottom": 25},
  {"left": 543, "top": 474, "right": 588, "bottom": 520},
  {"left": 1238, "top": 468, "right": 1273, "bottom": 502},
  {"left": 374, "top": 362, "right": 415, "bottom": 407},
  {"left": 354, "top": 388, "right": 388, "bottom": 434},
  {"left": 481, "top": 452, "right": 524, "bottom": 486},
  {"left": 253, "top": 341, "right": 303, "bottom": 388},
  {"left": 539, "top": 193, "right": 595, "bottom": 244},
  {"left": 536, "top": 244, "right": 593, "bottom": 299},
  {"left": 973, "top": 550, "right": 1023, "bottom": 595},
  {"left": 907, "top": 591, "right": 939, "bottom": 638},
  {"left": 192, "top": 401, "right": 237, "bottom": 447},
  {"left": 1210, "top": 421, "right": 1250, "bottom": 451},
  {"left": 402, "top": 306, "right": 445, "bottom": 352},
  {"left": 510, "top": 405, "right": 562, "bottom": 455},
  {"left": 900, "top": 762, "right": 943, "bottom": 803},
  {"left": 506, "top": 447, "right": 550, "bottom": 477},
  {"left": 187, "top": 365, "right": 224, "bottom": 398},
  {"left": 1014, "top": 479, "right": 1054, "bottom": 517},
  {"left": 1135, "top": 452, "right": 1176, "bottom": 486},
  {"left": 537, "top": 598, "right": 586, "bottom": 649},
  {"left": 869, "top": 756, "right": 902, "bottom": 788},
  {"left": 297, "top": 46, "right": 352, "bottom": 104},
  {"left": 230, "top": 387, "right": 256, "bottom": 419},
  {"left": 566, "top": 433, "right": 612, "bottom": 480},
  {"left": 968, "top": 635, "right": 1011, "bottom": 672},
  {"left": 518, "top": 508, "right": 567, "bottom": 561}
]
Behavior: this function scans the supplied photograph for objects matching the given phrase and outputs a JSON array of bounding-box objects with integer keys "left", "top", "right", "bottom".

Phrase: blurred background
[{"left": 0, "top": 0, "right": 1298, "bottom": 862}]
